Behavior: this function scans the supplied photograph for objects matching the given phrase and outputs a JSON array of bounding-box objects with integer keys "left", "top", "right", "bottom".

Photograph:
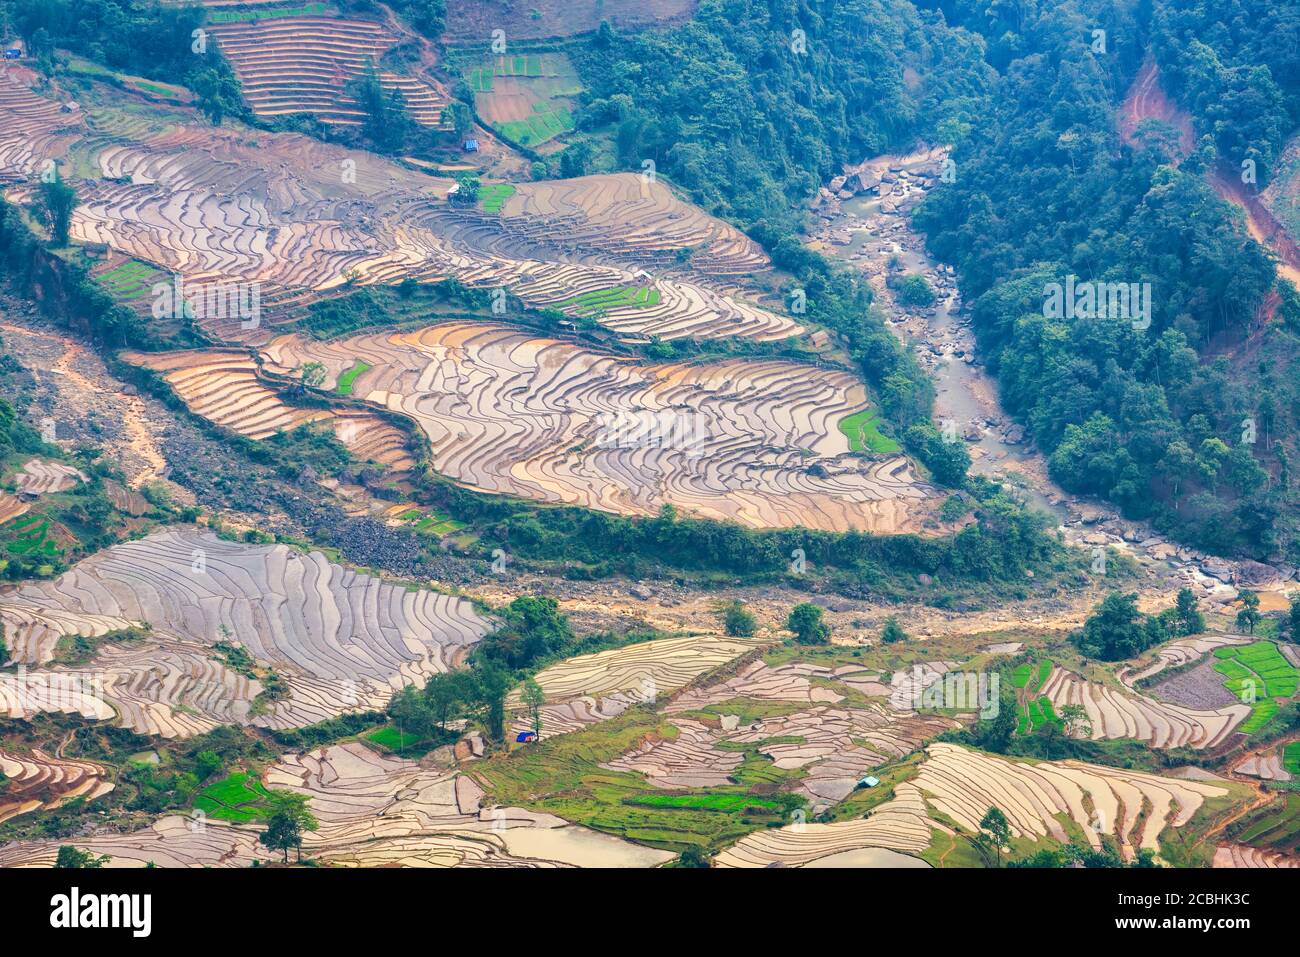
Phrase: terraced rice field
[
  {"left": 1213, "top": 844, "right": 1298, "bottom": 868},
  {"left": 0, "top": 492, "right": 29, "bottom": 526},
  {"left": 717, "top": 742, "right": 1233, "bottom": 866},
  {"left": 0, "top": 527, "right": 491, "bottom": 730},
  {"left": 1223, "top": 793, "right": 1300, "bottom": 859},
  {"left": 94, "top": 258, "right": 166, "bottom": 302},
  {"left": 1211, "top": 641, "right": 1299, "bottom": 732},
  {"left": 0, "top": 749, "right": 114, "bottom": 824},
  {"left": 0, "top": 635, "right": 262, "bottom": 738},
  {"left": 1120, "top": 634, "right": 1250, "bottom": 687},
  {"left": 467, "top": 52, "right": 581, "bottom": 147},
  {"left": 208, "top": 16, "right": 449, "bottom": 127},
  {"left": 443, "top": 0, "right": 697, "bottom": 41},
  {"left": 0, "top": 70, "right": 84, "bottom": 185},
  {"left": 258, "top": 323, "right": 929, "bottom": 531},
  {"left": 12, "top": 459, "right": 87, "bottom": 495},
  {"left": 516, "top": 633, "right": 761, "bottom": 707},
  {"left": 121, "top": 349, "right": 415, "bottom": 473},
  {"left": 4, "top": 72, "right": 794, "bottom": 344},
  {"left": 264, "top": 742, "right": 677, "bottom": 867},
  {"left": 0, "top": 815, "right": 264, "bottom": 868},
  {"left": 714, "top": 780, "right": 937, "bottom": 867},
  {"left": 609, "top": 703, "right": 960, "bottom": 811},
  {"left": 1, "top": 513, "right": 69, "bottom": 561},
  {"left": 1235, "top": 745, "right": 1292, "bottom": 782},
  {"left": 1040, "top": 665, "right": 1250, "bottom": 749}
]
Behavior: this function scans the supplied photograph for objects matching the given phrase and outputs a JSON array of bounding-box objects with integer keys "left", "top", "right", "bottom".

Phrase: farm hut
[{"left": 462, "top": 139, "right": 480, "bottom": 153}]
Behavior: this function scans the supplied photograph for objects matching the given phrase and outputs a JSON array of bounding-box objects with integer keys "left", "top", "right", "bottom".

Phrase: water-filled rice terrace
[{"left": 0, "top": 527, "right": 492, "bottom": 732}]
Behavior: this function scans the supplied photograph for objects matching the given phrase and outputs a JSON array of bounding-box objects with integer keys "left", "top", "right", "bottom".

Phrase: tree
[
  {"left": 1174, "top": 587, "right": 1205, "bottom": 636},
  {"left": 520, "top": 677, "right": 545, "bottom": 740},
  {"left": 386, "top": 684, "right": 436, "bottom": 747},
  {"left": 1072, "top": 592, "right": 1166, "bottom": 661},
  {"left": 880, "top": 616, "right": 908, "bottom": 644},
  {"left": 966, "top": 683, "right": 1017, "bottom": 754},
  {"left": 37, "top": 169, "right": 77, "bottom": 246},
  {"left": 299, "top": 361, "right": 326, "bottom": 389},
  {"left": 260, "top": 792, "right": 318, "bottom": 863},
  {"left": 452, "top": 172, "right": 481, "bottom": 204},
  {"left": 1288, "top": 597, "right": 1300, "bottom": 644},
  {"left": 978, "top": 806, "right": 1011, "bottom": 867},
  {"left": 1058, "top": 703, "right": 1092, "bottom": 739},
  {"left": 894, "top": 273, "right": 936, "bottom": 308},
  {"left": 1236, "top": 590, "right": 1261, "bottom": 635},
  {"left": 54, "top": 846, "right": 109, "bottom": 868},
  {"left": 259, "top": 812, "right": 299, "bottom": 864},
  {"left": 423, "top": 671, "right": 466, "bottom": 732},
  {"left": 186, "top": 52, "right": 245, "bottom": 126},
  {"left": 722, "top": 600, "right": 757, "bottom": 637},
  {"left": 467, "top": 664, "right": 513, "bottom": 745},
  {"left": 786, "top": 602, "right": 830, "bottom": 645},
  {"left": 474, "top": 595, "right": 573, "bottom": 670},
  {"left": 677, "top": 846, "right": 710, "bottom": 868},
  {"left": 441, "top": 100, "right": 472, "bottom": 138}
]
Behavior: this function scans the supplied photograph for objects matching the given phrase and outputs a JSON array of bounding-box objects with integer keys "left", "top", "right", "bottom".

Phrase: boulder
[
  {"left": 1235, "top": 560, "right": 1279, "bottom": 587},
  {"left": 1200, "top": 558, "right": 1235, "bottom": 584}
]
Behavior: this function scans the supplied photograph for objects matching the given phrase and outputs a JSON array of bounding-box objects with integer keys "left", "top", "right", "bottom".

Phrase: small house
[
  {"left": 462, "top": 138, "right": 480, "bottom": 153},
  {"left": 3, "top": 48, "right": 22, "bottom": 60}
]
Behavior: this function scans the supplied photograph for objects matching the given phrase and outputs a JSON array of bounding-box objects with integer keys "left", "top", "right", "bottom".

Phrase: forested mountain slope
[{"left": 914, "top": 0, "right": 1300, "bottom": 561}]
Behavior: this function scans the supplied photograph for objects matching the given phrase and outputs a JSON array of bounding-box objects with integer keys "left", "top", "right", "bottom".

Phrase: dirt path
[{"left": 1118, "top": 59, "right": 1300, "bottom": 297}]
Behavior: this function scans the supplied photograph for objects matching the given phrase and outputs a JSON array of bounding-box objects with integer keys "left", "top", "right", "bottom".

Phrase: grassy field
[
  {"left": 1285, "top": 740, "right": 1300, "bottom": 776},
  {"left": 500, "top": 105, "right": 575, "bottom": 147},
  {"left": 2, "top": 514, "right": 62, "bottom": 560},
  {"left": 365, "top": 724, "right": 441, "bottom": 757},
  {"left": 1011, "top": 659, "right": 1059, "bottom": 734},
  {"left": 838, "top": 407, "right": 900, "bottom": 453},
  {"left": 1222, "top": 792, "right": 1300, "bottom": 857}
]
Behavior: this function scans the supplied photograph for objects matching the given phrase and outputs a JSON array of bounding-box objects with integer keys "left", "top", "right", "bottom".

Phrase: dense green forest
[{"left": 914, "top": 0, "right": 1300, "bottom": 561}]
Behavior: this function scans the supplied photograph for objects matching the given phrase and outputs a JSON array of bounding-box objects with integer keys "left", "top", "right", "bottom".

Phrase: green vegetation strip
[{"left": 208, "top": 3, "right": 329, "bottom": 23}]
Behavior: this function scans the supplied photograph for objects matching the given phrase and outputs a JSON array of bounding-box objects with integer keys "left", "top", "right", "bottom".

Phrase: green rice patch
[
  {"left": 1283, "top": 741, "right": 1300, "bottom": 776},
  {"left": 838, "top": 407, "right": 900, "bottom": 454},
  {"left": 479, "top": 183, "right": 517, "bottom": 214},
  {"left": 555, "top": 285, "right": 661, "bottom": 317},
  {"left": 194, "top": 771, "right": 274, "bottom": 822},
  {"left": 335, "top": 360, "right": 372, "bottom": 396}
]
